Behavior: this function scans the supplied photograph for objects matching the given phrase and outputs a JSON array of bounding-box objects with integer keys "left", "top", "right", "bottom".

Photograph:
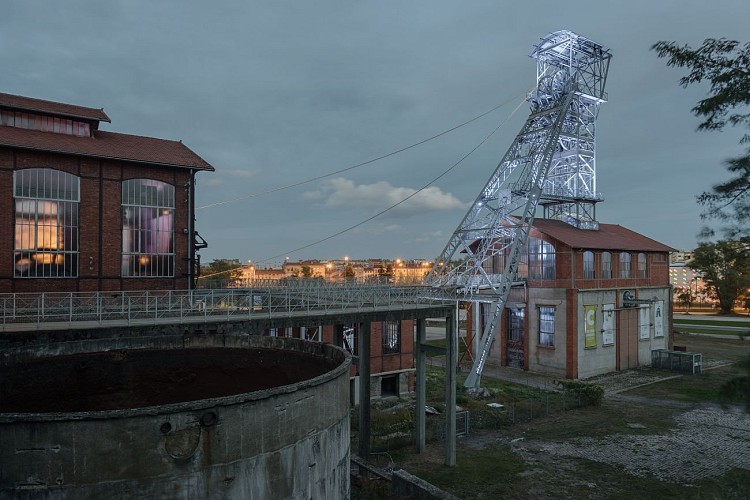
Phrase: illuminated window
[
  {"left": 14, "top": 168, "right": 79, "bottom": 277},
  {"left": 637, "top": 253, "right": 648, "bottom": 278},
  {"left": 382, "top": 321, "right": 401, "bottom": 354},
  {"left": 619, "top": 252, "right": 631, "bottom": 278},
  {"left": 538, "top": 306, "right": 555, "bottom": 346},
  {"left": 583, "top": 251, "right": 595, "bottom": 279},
  {"left": 601, "top": 252, "right": 612, "bottom": 279},
  {"left": 122, "top": 179, "right": 175, "bottom": 277}
]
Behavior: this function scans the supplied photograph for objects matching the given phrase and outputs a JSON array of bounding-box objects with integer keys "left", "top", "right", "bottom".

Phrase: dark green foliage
[
  {"left": 556, "top": 380, "right": 605, "bottom": 406},
  {"left": 198, "top": 258, "right": 244, "bottom": 286},
  {"left": 689, "top": 240, "right": 750, "bottom": 314}
]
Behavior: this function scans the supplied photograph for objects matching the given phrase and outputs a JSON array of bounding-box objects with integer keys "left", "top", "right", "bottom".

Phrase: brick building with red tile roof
[
  {"left": 0, "top": 92, "right": 213, "bottom": 293},
  {"left": 467, "top": 218, "right": 676, "bottom": 379}
]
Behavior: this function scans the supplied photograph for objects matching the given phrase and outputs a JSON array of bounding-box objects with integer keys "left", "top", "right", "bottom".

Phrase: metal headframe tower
[{"left": 423, "top": 30, "right": 611, "bottom": 388}]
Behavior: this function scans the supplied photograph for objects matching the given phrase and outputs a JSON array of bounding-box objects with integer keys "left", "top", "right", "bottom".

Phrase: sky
[{"left": 3, "top": 1, "right": 749, "bottom": 266}]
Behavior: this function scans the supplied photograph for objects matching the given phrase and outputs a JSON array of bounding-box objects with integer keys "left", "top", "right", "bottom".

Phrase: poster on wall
[
  {"left": 654, "top": 301, "right": 664, "bottom": 337},
  {"left": 639, "top": 306, "right": 650, "bottom": 340},
  {"left": 584, "top": 305, "right": 597, "bottom": 348},
  {"left": 602, "top": 304, "right": 615, "bottom": 346}
]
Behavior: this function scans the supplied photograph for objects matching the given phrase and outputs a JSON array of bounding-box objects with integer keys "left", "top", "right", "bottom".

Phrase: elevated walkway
[{"left": 0, "top": 283, "right": 457, "bottom": 332}]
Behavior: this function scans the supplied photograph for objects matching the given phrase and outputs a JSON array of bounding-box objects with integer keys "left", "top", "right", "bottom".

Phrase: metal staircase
[{"left": 423, "top": 30, "right": 611, "bottom": 388}]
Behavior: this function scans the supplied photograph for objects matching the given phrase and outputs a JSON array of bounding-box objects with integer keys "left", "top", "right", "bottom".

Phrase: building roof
[
  {"left": 0, "top": 92, "right": 111, "bottom": 123},
  {"left": 532, "top": 218, "right": 675, "bottom": 252},
  {"left": 0, "top": 121, "right": 214, "bottom": 171}
]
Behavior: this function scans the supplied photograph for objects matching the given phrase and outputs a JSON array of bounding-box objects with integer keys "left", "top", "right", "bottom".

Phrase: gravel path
[{"left": 514, "top": 406, "right": 750, "bottom": 483}]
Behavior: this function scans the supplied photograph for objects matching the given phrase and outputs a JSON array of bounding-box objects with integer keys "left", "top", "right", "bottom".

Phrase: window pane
[
  {"left": 122, "top": 179, "right": 175, "bottom": 277},
  {"left": 539, "top": 306, "right": 555, "bottom": 346},
  {"left": 583, "top": 251, "right": 595, "bottom": 279},
  {"left": 638, "top": 253, "right": 648, "bottom": 278},
  {"left": 13, "top": 169, "right": 79, "bottom": 278},
  {"left": 382, "top": 321, "right": 401, "bottom": 354},
  {"left": 619, "top": 252, "right": 631, "bottom": 278},
  {"left": 601, "top": 252, "right": 612, "bottom": 279}
]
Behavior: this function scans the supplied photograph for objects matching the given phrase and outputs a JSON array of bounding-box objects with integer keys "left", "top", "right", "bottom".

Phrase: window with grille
[
  {"left": 382, "top": 321, "right": 401, "bottom": 354},
  {"left": 619, "top": 252, "right": 631, "bottom": 279},
  {"left": 583, "top": 251, "right": 595, "bottom": 279},
  {"left": 342, "top": 324, "right": 357, "bottom": 355},
  {"left": 538, "top": 306, "right": 555, "bottom": 346},
  {"left": 601, "top": 252, "right": 612, "bottom": 279},
  {"left": 506, "top": 307, "right": 525, "bottom": 341},
  {"left": 528, "top": 237, "right": 555, "bottom": 280},
  {"left": 13, "top": 168, "right": 79, "bottom": 277},
  {"left": 122, "top": 179, "right": 175, "bottom": 277},
  {"left": 637, "top": 253, "right": 648, "bottom": 278}
]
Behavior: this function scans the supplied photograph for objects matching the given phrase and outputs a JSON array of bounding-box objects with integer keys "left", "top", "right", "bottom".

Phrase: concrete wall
[
  {"left": 576, "top": 289, "right": 618, "bottom": 379},
  {"left": 576, "top": 287, "right": 671, "bottom": 379},
  {"left": 0, "top": 335, "right": 351, "bottom": 499},
  {"left": 526, "top": 287, "right": 569, "bottom": 377}
]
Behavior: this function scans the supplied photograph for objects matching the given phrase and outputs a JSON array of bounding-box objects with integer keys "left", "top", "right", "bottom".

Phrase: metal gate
[{"left": 506, "top": 307, "right": 525, "bottom": 368}]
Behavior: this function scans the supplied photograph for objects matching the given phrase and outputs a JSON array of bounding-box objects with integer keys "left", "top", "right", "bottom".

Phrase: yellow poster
[{"left": 584, "top": 305, "right": 597, "bottom": 348}]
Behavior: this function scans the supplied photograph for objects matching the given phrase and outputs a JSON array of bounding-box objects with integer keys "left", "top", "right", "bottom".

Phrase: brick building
[
  {"left": 266, "top": 319, "right": 415, "bottom": 402},
  {"left": 0, "top": 92, "right": 213, "bottom": 293},
  {"left": 467, "top": 219, "right": 675, "bottom": 379}
]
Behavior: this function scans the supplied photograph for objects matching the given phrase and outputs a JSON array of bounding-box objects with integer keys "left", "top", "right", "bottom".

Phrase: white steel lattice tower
[{"left": 424, "top": 31, "right": 611, "bottom": 388}]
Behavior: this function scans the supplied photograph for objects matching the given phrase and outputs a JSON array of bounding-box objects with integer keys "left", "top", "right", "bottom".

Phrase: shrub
[{"left": 555, "top": 380, "right": 604, "bottom": 406}]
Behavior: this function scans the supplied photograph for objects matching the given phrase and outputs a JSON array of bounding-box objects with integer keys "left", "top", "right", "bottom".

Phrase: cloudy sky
[{"left": 4, "top": 1, "right": 749, "bottom": 265}]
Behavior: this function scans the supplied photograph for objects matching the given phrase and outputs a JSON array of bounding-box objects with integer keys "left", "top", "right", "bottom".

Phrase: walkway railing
[{"left": 0, "top": 282, "right": 457, "bottom": 331}]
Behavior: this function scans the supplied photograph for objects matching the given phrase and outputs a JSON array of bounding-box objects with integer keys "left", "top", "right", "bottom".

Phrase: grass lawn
[{"left": 355, "top": 344, "right": 750, "bottom": 499}]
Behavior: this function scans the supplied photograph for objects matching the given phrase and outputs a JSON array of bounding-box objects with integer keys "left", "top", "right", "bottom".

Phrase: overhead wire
[
  {"left": 253, "top": 96, "right": 528, "bottom": 266},
  {"left": 198, "top": 90, "right": 531, "bottom": 279},
  {"left": 196, "top": 91, "right": 528, "bottom": 211}
]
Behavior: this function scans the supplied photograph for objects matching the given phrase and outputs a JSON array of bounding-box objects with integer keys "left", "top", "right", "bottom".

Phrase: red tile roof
[
  {"left": 0, "top": 92, "right": 111, "bottom": 123},
  {"left": 0, "top": 124, "right": 213, "bottom": 171},
  {"left": 532, "top": 218, "right": 675, "bottom": 252}
]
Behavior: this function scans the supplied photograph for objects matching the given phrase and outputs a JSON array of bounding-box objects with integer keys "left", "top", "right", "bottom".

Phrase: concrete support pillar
[
  {"left": 358, "top": 320, "right": 371, "bottom": 460},
  {"left": 445, "top": 308, "right": 457, "bottom": 466},
  {"left": 415, "top": 318, "right": 426, "bottom": 453}
]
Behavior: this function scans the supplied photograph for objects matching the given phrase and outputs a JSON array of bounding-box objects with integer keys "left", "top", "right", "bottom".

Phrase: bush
[{"left": 555, "top": 380, "right": 604, "bottom": 406}]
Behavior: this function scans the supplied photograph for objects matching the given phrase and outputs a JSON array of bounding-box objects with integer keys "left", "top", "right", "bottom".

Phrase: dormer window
[{"left": 0, "top": 110, "right": 91, "bottom": 137}]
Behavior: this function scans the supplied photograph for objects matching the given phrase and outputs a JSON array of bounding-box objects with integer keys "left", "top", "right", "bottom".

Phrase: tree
[
  {"left": 301, "top": 265, "right": 313, "bottom": 278},
  {"left": 652, "top": 39, "right": 750, "bottom": 238},
  {"left": 676, "top": 288, "right": 693, "bottom": 311},
  {"left": 199, "top": 258, "right": 244, "bottom": 287},
  {"left": 344, "top": 263, "right": 355, "bottom": 280},
  {"left": 689, "top": 240, "right": 750, "bottom": 314}
]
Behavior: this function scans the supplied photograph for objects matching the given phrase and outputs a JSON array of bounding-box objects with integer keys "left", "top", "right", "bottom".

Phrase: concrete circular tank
[{"left": 0, "top": 335, "right": 351, "bottom": 499}]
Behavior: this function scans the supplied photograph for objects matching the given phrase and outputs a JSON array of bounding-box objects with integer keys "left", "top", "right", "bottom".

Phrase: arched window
[
  {"left": 637, "top": 253, "right": 648, "bottom": 278},
  {"left": 14, "top": 168, "right": 79, "bottom": 277},
  {"left": 601, "top": 252, "right": 612, "bottom": 279},
  {"left": 619, "top": 252, "right": 632, "bottom": 278},
  {"left": 122, "top": 179, "right": 175, "bottom": 277},
  {"left": 583, "top": 251, "right": 595, "bottom": 279},
  {"left": 528, "top": 237, "right": 556, "bottom": 280}
]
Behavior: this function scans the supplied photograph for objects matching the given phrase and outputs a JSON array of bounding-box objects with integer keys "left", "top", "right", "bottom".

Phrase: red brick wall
[
  {"left": 1, "top": 147, "right": 194, "bottom": 293},
  {"left": 565, "top": 288, "right": 578, "bottom": 379}
]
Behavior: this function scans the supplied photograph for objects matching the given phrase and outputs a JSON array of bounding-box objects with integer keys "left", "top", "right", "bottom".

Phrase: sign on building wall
[
  {"left": 584, "top": 305, "right": 597, "bottom": 348},
  {"left": 654, "top": 301, "right": 664, "bottom": 338},
  {"left": 639, "top": 306, "right": 650, "bottom": 340},
  {"left": 602, "top": 304, "right": 615, "bottom": 346}
]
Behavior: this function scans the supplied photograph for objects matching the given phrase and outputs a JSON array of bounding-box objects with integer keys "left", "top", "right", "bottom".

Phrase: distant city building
[{"left": 670, "top": 251, "right": 694, "bottom": 265}]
